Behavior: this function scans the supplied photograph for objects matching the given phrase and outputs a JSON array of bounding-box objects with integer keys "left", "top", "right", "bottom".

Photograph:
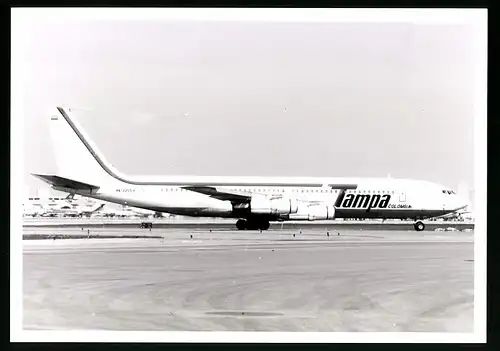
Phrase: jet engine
[
  {"left": 306, "top": 204, "right": 335, "bottom": 220},
  {"left": 289, "top": 203, "right": 336, "bottom": 221},
  {"left": 250, "top": 197, "right": 299, "bottom": 215}
]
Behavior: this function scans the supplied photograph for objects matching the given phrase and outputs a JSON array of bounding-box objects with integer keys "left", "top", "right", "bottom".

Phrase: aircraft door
[{"left": 399, "top": 190, "right": 406, "bottom": 202}]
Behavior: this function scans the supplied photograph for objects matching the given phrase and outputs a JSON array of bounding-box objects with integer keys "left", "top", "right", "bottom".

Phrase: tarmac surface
[
  {"left": 23, "top": 227, "right": 474, "bottom": 332},
  {"left": 22, "top": 217, "right": 475, "bottom": 231}
]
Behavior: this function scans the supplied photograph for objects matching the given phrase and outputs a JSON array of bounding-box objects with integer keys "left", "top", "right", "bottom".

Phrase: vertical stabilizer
[{"left": 48, "top": 107, "right": 120, "bottom": 187}]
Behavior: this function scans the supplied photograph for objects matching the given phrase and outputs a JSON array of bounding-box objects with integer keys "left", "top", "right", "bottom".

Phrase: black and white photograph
[{"left": 11, "top": 8, "right": 487, "bottom": 343}]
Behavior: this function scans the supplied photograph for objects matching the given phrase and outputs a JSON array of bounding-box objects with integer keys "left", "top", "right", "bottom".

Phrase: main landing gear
[
  {"left": 236, "top": 219, "right": 270, "bottom": 231},
  {"left": 413, "top": 221, "right": 425, "bottom": 231}
]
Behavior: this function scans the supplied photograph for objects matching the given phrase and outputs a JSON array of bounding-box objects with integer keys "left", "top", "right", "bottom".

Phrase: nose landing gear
[{"left": 414, "top": 221, "right": 425, "bottom": 231}]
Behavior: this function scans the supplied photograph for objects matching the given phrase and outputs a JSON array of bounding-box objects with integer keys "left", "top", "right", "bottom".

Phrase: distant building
[{"left": 23, "top": 192, "right": 105, "bottom": 217}]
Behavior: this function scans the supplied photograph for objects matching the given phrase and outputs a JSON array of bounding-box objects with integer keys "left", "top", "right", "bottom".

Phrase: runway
[{"left": 23, "top": 227, "right": 474, "bottom": 332}]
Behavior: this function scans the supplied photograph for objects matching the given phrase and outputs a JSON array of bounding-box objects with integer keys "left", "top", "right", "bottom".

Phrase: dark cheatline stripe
[{"left": 328, "top": 184, "right": 357, "bottom": 190}]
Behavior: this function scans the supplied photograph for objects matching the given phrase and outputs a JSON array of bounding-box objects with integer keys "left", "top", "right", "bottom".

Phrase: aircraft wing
[
  {"left": 182, "top": 184, "right": 357, "bottom": 204},
  {"left": 182, "top": 186, "right": 252, "bottom": 203}
]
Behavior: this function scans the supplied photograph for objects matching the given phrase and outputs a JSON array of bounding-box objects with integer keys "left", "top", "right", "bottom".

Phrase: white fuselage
[{"left": 54, "top": 177, "right": 465, "bottom": 221}]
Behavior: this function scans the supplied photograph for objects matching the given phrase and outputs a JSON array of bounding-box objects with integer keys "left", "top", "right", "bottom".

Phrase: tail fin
[{"left": 47, "top": 107, "right": 122, "bottom": 187}]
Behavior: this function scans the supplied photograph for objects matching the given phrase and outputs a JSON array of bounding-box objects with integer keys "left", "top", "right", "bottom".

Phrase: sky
[{"left": 17, "top": 12, "right": 480, "bottom": 196}]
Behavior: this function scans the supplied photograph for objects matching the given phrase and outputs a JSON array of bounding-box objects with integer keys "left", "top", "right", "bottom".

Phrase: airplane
[
  {"left": 66, "top": 203, "right": 106, "bottom": 217},
  {"left": 98, "top": 207, "right": 129, "bottom": 218},
  {"left": 436, "top": 207, "right": 472, "bottom": 221},
  {"left": 94, "top": 204, "right": 152, "bottom": 218},
  {"left": 39, "top": 203, "right": 105, "bottom": 217},
  {"left": 125, "top": 206, "right": 155, "bottom": 218},
  {"left": 31, "top": 106, "right": 468, "bottom": 232}
]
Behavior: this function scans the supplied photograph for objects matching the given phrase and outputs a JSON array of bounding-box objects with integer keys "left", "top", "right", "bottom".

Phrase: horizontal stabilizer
[{"left": 31, "top": 174, "right": 100, "bottom": 191}]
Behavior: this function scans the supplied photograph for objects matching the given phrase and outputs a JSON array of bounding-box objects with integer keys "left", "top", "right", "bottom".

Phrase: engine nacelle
[
  {"left": 306, "top": 204, "right": 336, "bottom": 221},
  {"left": 250, "top": 197, "right": 299, "bottom": 215}
]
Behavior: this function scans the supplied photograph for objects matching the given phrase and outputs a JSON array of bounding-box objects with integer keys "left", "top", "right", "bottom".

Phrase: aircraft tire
[
  {"left": 236, "top": 219, "right": 247, "bottom": 230},
  {"left": 414, "top": 221, "right": 425, "bottom": 231},
  {"left": 246, "top": 221, "right": 259, "bottom": 230},
  {"left": 247, "top": 220, "right": 270, "bottom": 231},
  {"left": 260, "top": 221, "right": 270, "bottom": 231}
]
